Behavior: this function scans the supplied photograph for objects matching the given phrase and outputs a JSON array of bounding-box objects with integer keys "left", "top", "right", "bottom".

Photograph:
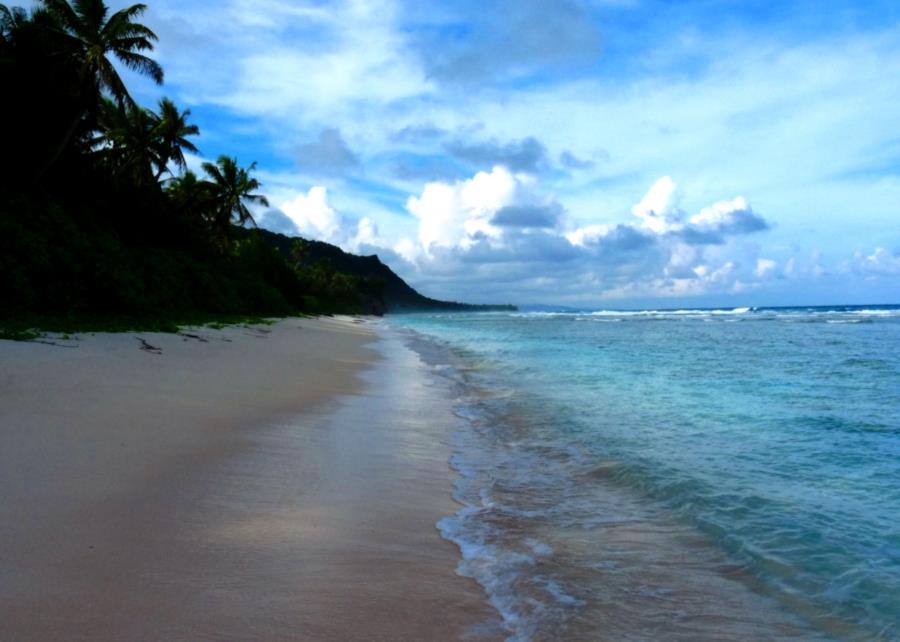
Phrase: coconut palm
[
  {"left": 41, "top": 0, "right": 163, "bottom": 101},
  {"left": 93, "top": 97, "right": 199, "bottom": 186},
  {"left": 165, "top": 169, "right": 214, "bottom": 233},
  {"left": 153, "top": 98, "right": 199, "bottom": 181},
  {"left": 37, "top": 0, "right": 163, "bottom": 177},
  {"left": 166, "top": 169, "right": 209, "bottom": 214},
  {"left": 92, "top": 97, "right": 163, "bottom": 187},
  {"left": 201, "top": 156, "right": 269, "bottom": 248}
]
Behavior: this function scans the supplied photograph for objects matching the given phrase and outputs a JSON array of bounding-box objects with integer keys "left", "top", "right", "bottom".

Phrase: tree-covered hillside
[
  {"left": 0, "top": 0, "right": 511, "bottom": 329},
  {"left": 237, "top": 228, "right": 515, "bottom": 313}
]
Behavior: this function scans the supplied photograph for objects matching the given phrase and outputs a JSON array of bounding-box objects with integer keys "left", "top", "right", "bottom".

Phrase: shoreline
[
  {"left": 0, "top": 317, "right": 499, "bottom": 640},
  {"left": 397, "top": 317, "right": 839, "bottom": 641}
]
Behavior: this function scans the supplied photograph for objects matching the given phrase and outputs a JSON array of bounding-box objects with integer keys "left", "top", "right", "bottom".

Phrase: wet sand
[{"left": 0, "top": 318, "right": 498, "bottom": 641}]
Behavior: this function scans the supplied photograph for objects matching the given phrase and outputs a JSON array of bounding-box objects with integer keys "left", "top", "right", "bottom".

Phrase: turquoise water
[{"left": 391, "top": 306, "right": 900, "bottom": 640}]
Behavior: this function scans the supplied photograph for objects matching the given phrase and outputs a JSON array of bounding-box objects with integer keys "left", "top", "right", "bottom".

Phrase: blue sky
[{"left": 51, "top": 0, "right": 900, "bottom": 306}]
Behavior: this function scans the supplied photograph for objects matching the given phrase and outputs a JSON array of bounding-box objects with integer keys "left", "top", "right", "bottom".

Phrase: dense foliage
[{"left": 0, "top": 0, "right": 385, "bottom": 327}]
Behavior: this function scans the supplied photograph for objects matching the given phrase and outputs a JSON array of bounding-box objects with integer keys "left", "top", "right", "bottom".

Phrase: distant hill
[{"left": 235, "top": 227, "right": 516, "bottom": 314}]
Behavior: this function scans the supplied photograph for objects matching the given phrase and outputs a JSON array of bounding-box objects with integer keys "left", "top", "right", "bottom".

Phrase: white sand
[{"left": 0, "top": 317, "right": 497, "bottom": 640}]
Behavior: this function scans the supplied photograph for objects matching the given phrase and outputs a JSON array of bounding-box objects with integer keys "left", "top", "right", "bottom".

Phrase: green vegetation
[
  {"left": 0, "top": 0, "right": 389, "bottom": 337},
  {"left": 0, "top": 311, "right": 288, "bottom": 341},
  {"left": 0, "top": 327, "right": 40, "bottom": 341}
]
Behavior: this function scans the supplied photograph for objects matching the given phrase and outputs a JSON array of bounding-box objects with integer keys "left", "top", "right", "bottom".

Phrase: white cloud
[
  {"left": 756, "top": 258, "right": 777, "bottom": 279},
  {"left": 391, "top": 171, "right": 777, "bottom": 302},
  {"left": 152, "top": 0, "right": 431, "bottom": 125},
  {"left": 280, "top": 186, "right": 342, "bottom": 244},
  {"left": 566, "top": 224, "right": 611, "bottom": 247},
  {"left": 632, "top": 176, "right": 681, "bottom": 233},
  {"left": 406, "top": 166, "right": 547, "bottom": 255},
  {"left": 393, "top": 237, "right": 422, "bottom": 263},
  {"left": 271, "top": 186, "right": 385, "bottom": 253},
  {"left": 354, "top": 216, "right": 380, "bottom": 248},
  {"left": 667, "top": 242, "right": 700, "bottom": 278},
  {"left": 406, "top": 181, "right": 466, "bottom": 251},
  {"left": 848, "top": 247, "right": 900, "bottom": 276},
  {"left": 690, "top": 196, "right": 750, "bottom": 228}
]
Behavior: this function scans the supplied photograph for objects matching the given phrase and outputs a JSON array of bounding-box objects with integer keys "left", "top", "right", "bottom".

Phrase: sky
[{"left": 47, "top": 0, "right": 900, "bottom": 306}]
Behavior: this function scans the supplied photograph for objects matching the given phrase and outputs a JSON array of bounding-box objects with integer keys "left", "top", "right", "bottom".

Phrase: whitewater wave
[{"left": 504, "top": 305, "right": 900, "bottom": 323}]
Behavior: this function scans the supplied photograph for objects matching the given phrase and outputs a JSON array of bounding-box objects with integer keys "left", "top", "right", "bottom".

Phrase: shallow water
[{"left": 390, "top": 305, "right": 900, "bottom": 641}]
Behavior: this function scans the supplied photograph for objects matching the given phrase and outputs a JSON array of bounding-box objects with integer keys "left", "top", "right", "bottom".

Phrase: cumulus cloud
[
  {"left": 256, "top": 167, "right": 775, "bottom": 304},
  {"left": 383, "top": 171, "right": 773, "bottom": 302},
  {"left": 686, "top": 197, "right": 769, "bottom": 237},
  {"left": 353, "top": 216, "right": 381, "bottom": 249},
  {"left": 566, "top": 224, "right": 610, "bottom": 247},
  {"left": 405, "top": 166, "right": 560, "bottom": 254},
  {"left": 631, "top": 176, "right": 682, "bottom": 234},
  {"left": 279, "top": 186, "right": 343, "bottom": 242},
  {"left": 621, "top": 176, "right": 768, "bottom": 247},
  {"left": 848, "top": 247, "right": 900, "bottom": 276},
  {"left": 492, "top": 204, "right": 562, "bottom": 228},
  {"left": 257, "top": 208, "right": 300, "bottom": 235},
  {"left": 593, "top": 225, "right": 657, "bottom": 255},
  {"left": 263, "top": 185, "right": 380, "bottom": 253},
  {"left": 445, "top": 137, "right": 549, "bottom": 174},
  {"left": 756, "top": 258, "right": 778, "bottom": 278},
  {"left": 294, "top": 128, "right": 360, "bottom": 176}
]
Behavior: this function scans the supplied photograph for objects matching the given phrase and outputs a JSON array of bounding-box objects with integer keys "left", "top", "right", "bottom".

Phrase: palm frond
[
  {"left": 103, "top": 5, "right": 154, "bottom": 41},
  {"left": 97, "top": 58, "right": 132, "bottom": 104},
  {"left": 202, "top": 161, "right": 224, "bottom": 184},
  {"left": 39, "top": 0, "right": 80, "bottom": 34},
  {"left": 105, "top": 21, "right": 156, "bottom": 42},
  {"left": 111, "top": 35, "right": 156, "bottom": 52},
  {"left": 245, "top": 193, "right": 269, "bottom": 207},
  {"left": 114, "top": 49, "right": 163, "bottom": 83},
  {"left": 73, "top": 0, "right": 107, "bottom": 34}
]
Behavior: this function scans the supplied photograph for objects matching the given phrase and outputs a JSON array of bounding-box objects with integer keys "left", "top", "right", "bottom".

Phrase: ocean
[{"left": 389, "top": 305, "right": 900, "bottom": 641}]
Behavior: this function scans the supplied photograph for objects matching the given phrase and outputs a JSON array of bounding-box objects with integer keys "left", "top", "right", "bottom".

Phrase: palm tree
[
  {"left": 166, "top": 169, "right": 209, "bottom": 211},
  {"left": 92, "top": 97, "right": 163, "bottom": 187},
  {"left": 93, "top": 97, "right": 199, "bottom": 187},
  {"left": 153, "top": 98, "right": 199, "bottom": 181},
  {"left": 37, "top": 0, "right": 164, "bottom": 178},
  {"left": 201, "top": 156, "right": 269, "bottom": 248},
  {"left": 166, "top": 169, "right": 213, "bottom": 233}
]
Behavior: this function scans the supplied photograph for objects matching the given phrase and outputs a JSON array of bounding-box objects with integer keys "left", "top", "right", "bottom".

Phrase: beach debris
[
  {"left": 179, "top": 332, "right": 209, "bottom": 343},
  {"left": 32, "top": 339, "right": 80, "bottom": 348},
  {"left": 137, "top": 338, "right": 162, "bottom": 354}
]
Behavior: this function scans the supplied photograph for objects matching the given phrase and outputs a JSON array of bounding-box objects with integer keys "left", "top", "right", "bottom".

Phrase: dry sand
[{"left": 0, "top": 317, "right": 498, "bottom": 641}]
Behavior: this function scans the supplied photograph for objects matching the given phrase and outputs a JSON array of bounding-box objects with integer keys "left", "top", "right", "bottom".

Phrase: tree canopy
[{"left": 0, "top": 0, "right": 389, "bottom": 325}]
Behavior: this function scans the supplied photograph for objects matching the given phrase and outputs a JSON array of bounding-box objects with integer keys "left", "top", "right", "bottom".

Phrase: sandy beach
[{"left": 0, "top": 317, "right": 498, "bottom": 641}]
